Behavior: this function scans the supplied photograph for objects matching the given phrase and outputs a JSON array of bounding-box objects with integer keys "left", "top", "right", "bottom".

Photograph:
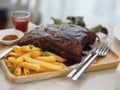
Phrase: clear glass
[{"left": 11, "top": 11, "right": 30, "bottom": 33}]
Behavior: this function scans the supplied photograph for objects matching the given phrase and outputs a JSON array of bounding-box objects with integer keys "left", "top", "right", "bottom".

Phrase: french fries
[
  {"left": 24, "top": 56, "right": 64, "bottom": 70},
  {"left": 23, "top": 68, "right": 30, "bottom": 75},
  {"left": 39, "top": 61, "right": 64, "bottom": 70},
  {"left": 4, "top": 45, "right": 65, "bottom": 76},
  {"left": 4, "top": 58, "right": 13, "bottom": 68},
  {"left": 19, "top": 62, "right": 41, "bottom": 71},
  {"left": 14, "top": 67, "right": 22, "bottom": 76},
  {"left": 35, "top": 56, "right": 56, "bottom": 62},
  {"left": 48, "top": 52, "right": 65, "bottom": 62}
]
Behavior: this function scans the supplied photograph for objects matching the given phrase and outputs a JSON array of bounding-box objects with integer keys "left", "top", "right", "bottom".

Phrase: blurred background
[{"left": 0, "top": 0, "right": 120, "bottom": 29}]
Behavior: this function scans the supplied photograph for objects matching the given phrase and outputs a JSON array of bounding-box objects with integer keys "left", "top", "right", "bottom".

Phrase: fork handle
[
  {"left": 67, "top": 53, "right": 94, "bottom": 78},
  {"left": 72, "top": 53, "right": 98, "bottom": 80}
]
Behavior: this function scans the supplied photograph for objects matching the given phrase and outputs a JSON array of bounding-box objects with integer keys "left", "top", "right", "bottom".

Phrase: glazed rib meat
[{"left": 17, "top": 24, "right": 97, "bottom": 64}]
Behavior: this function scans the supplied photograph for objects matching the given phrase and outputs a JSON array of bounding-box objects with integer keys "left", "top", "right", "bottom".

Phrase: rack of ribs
[{"left": 17, "top": 24, "right": 97, "bottom": 64}]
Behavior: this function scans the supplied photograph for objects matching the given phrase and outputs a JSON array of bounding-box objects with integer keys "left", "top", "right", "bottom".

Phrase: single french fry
[
  {"left": 39, "top": 61, "right": 64, "bottom": 70},
  {"left": 19, "top": 62, "right": 41, "bottom": 71},
  {"left": 14, "top": 66, "right": 22, "bottom": 76},
  {"left": 21, "top": 45, "right": 41, "bottom": 53},
  {"left": 48, "top": 52, "right": 65, "bottom": 62},
  {"left": 35, "top": 56, "right": 56, "bottom": 62},
  {"left": 4, "top": 59, "right": 13, "bottom": 68},
  {"left": 32, "top": 46, "right": 41, "bottom": 51},
  {"left": 29, "top": 45, "right": 41, "bottom": 51},
  {"left": 38, "top": 68, "right": 54, "bottom": 73},
  {"left": 24, "top": 56, "right": 41, "bottom": 64},
  {"left": 29, "top": 51, "right": 43, "bottom": 58},
  {"left": 9, "top": 52, "right": 22, "bottom": 58},
  {"left": 21, "top": 46, "right": 32, "bottom": 52},
  {"left": 7, "top": 57, "right": 16, "bottom": 66},
  {"left": 12, "top": 45, "right": 22, "bottom": 53},
  {"left": 15, "top": 56, "right": 24, "bottom": 64},
  {"left": 23, "top": 68, "right": 30, "bottom": 75},
  {"left": 52, "top": 62, "right": 61, "bottom": 65}
]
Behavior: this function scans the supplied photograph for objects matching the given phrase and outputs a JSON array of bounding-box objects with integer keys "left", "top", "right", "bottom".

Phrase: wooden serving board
[
  {"left": 0, "top": 25, "right": 120, "bottom": 83},
  {"left": 1, "top": 48, "right": 120, "bottom": 83}
]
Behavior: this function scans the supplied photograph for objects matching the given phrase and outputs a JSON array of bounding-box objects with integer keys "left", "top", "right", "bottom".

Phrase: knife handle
[
  {"left": 67, "top": 52, "right": 94, "bottom": 78},
  {"left": 72, "top": 53, "right": 98, "bottom": 80},
  {"left": 0, "top": 47, "right": 12, "bottom": 59}
]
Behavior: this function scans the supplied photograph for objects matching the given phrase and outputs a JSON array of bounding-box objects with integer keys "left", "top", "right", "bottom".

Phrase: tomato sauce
[{"left": 12, "top": 18, "right": 29, "bottom": 32}]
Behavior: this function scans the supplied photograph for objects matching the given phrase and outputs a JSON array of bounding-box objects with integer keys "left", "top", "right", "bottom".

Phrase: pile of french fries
[{"left": 4, "top": 45, "right": 65, "bottom": 76}]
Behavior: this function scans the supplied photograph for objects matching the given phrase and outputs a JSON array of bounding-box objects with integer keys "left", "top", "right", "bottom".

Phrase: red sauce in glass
[{"left": 12, "top": 18, "right": 29, "bottom": 33}]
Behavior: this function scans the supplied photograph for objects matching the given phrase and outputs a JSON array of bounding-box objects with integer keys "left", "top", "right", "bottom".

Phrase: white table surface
[{"left": 0, "top": 23, "right": 120, "bottom": 90}]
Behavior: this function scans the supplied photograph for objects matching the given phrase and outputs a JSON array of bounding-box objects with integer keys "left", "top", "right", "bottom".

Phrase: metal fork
[
  {"left": 67, "top": 41, "right": 111, "bottom": 80},
  {"left": 67, "top": 41, "right": 106, "bottom": 78}
]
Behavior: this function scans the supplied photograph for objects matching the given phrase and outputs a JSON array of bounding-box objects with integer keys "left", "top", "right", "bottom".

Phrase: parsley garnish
[
  {"left": 12, "top": 50, "right": 15, "bottom": 52},
  {"left": 44, "top": 51, "right": 49, "bottom": 56},
  {"left": 9, "top": 67, "right": 16, "bottom": 73},
  {"left": 28, "top": 44, "right": 33, "bottom": 49},
  {"left": 9, "top": 66, "right": 17, "bottom": 73}
]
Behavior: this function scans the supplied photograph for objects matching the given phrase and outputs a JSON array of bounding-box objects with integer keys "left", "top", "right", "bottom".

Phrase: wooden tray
[
  {"left": 1, "top": 49, "right": 120, "bottom": 83},
  {"left": 0, "top": 26, "right": 119, "bottom": 83}
]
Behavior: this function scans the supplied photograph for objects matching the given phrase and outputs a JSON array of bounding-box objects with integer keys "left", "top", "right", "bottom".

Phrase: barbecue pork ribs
[{"left": 17, "top": 24, "right": 97, "bottom": 64}]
